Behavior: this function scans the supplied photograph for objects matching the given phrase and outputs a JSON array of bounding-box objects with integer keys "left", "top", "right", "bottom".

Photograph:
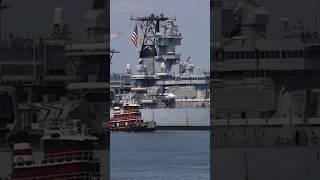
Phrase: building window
[
  {"left": 275, "top": 51, "right": 280, "bottom": 58},
  {"left": 225, "top": 52, "right": 229, "bottom": 59},
  {"left": 240, "top": 52, "right": 245, "bottom": 59},
  {"left": 235, "top": 52, "right": 240, "bottom": 59},
  {"left": 250, "top": 51, "right": 255, "bottom": 59},
  {"left": 281, "top": 51, "right": 287, "bottom": 58},
  {"left": 298, "top": 50, "right": 304, "bottom": 58},
  {"left": 265, "top": 51, "right": 270, "bottom": 58},
  {"left": 230, "top": 52, "right": 234, "bottom": 59}
]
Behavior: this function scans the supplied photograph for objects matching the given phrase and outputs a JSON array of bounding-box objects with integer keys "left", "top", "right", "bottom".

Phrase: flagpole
[{"left": 135, "top": 23, "right": 139, "bottom": 57}]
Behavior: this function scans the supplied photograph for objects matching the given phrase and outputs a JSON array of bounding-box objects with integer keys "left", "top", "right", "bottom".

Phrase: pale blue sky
[{"left": 110, "top": 0, "right": 210, "bottom": 73}]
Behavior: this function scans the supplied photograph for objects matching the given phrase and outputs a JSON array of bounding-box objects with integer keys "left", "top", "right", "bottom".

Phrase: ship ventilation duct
[
  {"left": 126, "top": 64, "right": 131, "bottom": 74},
  {"left": 161, "top": 62, "right": 166, "bottom": 72},
  {"left": 54, "top": 7, "right": 64, "bottom": 24}
]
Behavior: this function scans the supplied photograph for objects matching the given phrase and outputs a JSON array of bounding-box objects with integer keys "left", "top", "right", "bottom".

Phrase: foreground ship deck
[{"left": 11, "top": 126, "right": 101, "bottom": 180}]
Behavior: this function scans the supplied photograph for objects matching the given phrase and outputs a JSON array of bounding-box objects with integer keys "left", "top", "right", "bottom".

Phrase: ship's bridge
[
  {"left": 65, "top": 42, "right": 107, "bottom": 56},
  {"left": 216, "top": 37, "right": 320, "bottom": 71}
]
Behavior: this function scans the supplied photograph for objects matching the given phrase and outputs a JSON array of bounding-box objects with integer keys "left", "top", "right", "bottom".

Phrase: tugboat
[
  {"left": 110, "top": 100, "right": 156, "bottom": 132},
  {"left": 10, "top": 120, "right": 101, "bottom": 180}
]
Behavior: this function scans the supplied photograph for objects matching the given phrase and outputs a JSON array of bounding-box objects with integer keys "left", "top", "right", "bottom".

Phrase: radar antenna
[
  {"left": 110, "top": 49, "right": 120, "bottom": 64},
  {"left": 130, "top": 14, "right": 175, "bottom": 50}
]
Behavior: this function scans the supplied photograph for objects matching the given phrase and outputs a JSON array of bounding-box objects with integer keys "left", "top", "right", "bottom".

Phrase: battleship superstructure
[
  {"left": 110, "top": 14, "right": 210, "bottom": 127},
  {"left": 212, "top": 0, "right": 320, "bottom": 179},
  {"left": 0, "top": 0, "right": 109, "bottom": 179},
  {"left": 111, "top": 14, "right": 210, "bottom": 109},
  {"left": 0, "top": 0, "right": 108, "bottom": 131}
]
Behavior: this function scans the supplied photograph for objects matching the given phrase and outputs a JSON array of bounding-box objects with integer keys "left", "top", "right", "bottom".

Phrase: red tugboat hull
[{"left": 110, "top": 102, "right": 156, "bottom": 132}]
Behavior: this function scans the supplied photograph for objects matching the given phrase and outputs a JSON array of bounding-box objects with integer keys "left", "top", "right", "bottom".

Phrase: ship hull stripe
[
  {"left": 12, "top": 162, "right": 98, "bottom": 178},
  {"left": 13, "top": 149, "right": 32, "bottom": 155}
]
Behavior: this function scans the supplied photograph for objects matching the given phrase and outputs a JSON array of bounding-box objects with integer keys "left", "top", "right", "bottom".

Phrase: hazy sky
[{"left": 110, "top": 0, "right": 210, "bottom": 73}]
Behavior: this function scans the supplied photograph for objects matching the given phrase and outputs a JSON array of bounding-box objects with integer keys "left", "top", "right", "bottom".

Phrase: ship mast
[
  {"left": 110, "top": 49, "right": 120, "bottom": 64},
  {"left": 130, "top": 14, "right": 175, "bottom": 57},
  {"left": 0, "top": 0, "right": 11, "bottom": 40},
  {"left": 314, "top": 0, "right": 320, "bottom": 32}
]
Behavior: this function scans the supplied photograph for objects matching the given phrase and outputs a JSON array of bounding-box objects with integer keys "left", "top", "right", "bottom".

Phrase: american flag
[{"left": 131, "top": 24, "right": 138, "bottom": 47}]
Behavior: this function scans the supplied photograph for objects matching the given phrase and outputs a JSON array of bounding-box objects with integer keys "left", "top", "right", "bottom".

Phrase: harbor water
[{"left": 110, "top": 130, "right": 209, "bottom": 180}]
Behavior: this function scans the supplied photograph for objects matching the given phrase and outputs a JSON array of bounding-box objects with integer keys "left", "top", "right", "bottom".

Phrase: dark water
[{"left": 110, "top": 130, "right": 209, "bottom": 180}]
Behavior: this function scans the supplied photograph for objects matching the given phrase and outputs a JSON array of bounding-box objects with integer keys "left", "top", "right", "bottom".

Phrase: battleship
[
  {"left": 110, "top": 14, "right": 210, "bottom": 129},
  {"left": 0, "top": 0, "right": 109, "bottom": 179},
  {"left": 212, "top": 0, "right": 320, "bottom": 179}
]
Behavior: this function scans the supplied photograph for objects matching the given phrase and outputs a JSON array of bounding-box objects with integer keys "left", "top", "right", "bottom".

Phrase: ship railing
[
  {"left": 111, "top": 118, "right": 142, "bottom": 122},
  {"left": 123, "top": 108, "right": 140, "bottom": 112},
  {"left": 213, "top": 136, "right": 320, "bottom": 148},
  {"left": 42, "top": 151, "right": 96, "bottom": 164},
  {"left": 110, "top": 120, "right": 143, "bottom": 125},
  {"left": 12, "top": 171, "right": 100, "bottom": 180},
  {"left": 213, "top": 138, "right": 295, "bottom": 148},
  {"left": 109, "top": 120, "right": 144, "bottom": 129},
  {"left": 0, "top": 176, "right": 11, "bottom": 180},
  {"left": 213, "top": 117, "right": 320, "bottom": 126},
  {"left": 121, "top": 112, "right": 141, "bottom": 115}
]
